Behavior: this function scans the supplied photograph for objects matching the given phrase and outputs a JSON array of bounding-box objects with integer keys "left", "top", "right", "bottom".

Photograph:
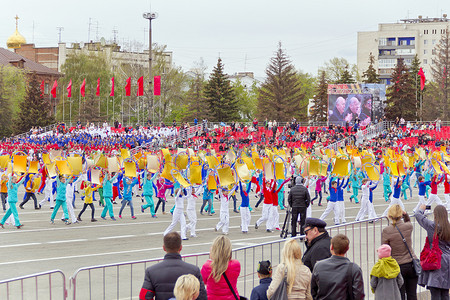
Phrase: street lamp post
[{"left": 143, "top": 12, "right": 158, "bottom": 125}]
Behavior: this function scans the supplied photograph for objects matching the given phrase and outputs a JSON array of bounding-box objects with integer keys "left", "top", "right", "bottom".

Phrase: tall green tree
[
  {"left": 15, "top": 73, "right": 55, "bottom": 133},
  {"left": 385, "top": 58, "right": 416, "bottom": 120},
  {"left": 337, "top": 65, "right": 355, "bottom": 83},
  {"left": 309, "top": 71, "right": 328, "bottom": 122},
  {"left": 183, "top": 58, "right": 210, "bottom": 122},
  {"left": 319, "top": 57, "right": 360, "bottom": 83},
  {"left": 0, "top": 68, "right": 13, "bottom": 137},
  {"left": 60, "top": 52, "right": 112, "bottom": 125},
  {"left": 257, "top": 43, "right": 305, "bottom": 121},
  {"left": 0, "top": 66, "right": 26, "bottom": 136},
  {"left": 408, "top": 55, "right": 423, "bottom": 118},
  {"left": 204, "top": 58, "right": 238, "bottom": 122},
  {"left": 429, "top": 30, "right": 450, "bottom": 120},
  {"left": 362, "top": 53, "right": 379, "bottom": 83},
  {"left": 233, "top": 79, "right": 258, "bottom": 121}
]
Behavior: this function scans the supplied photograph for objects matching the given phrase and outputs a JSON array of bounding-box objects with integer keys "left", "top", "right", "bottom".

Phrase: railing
[
  {"left": 0, "top": 269, "right": 67, "bottom": 300},
  {"left": 12, "top": 123, "right": 59, "bottom": 140},
  {"left": 355, "top": 121, "right": 385, "bottom": 145},
  {"left": 67, "top": 215, "right": 431, "bottom": 300}
]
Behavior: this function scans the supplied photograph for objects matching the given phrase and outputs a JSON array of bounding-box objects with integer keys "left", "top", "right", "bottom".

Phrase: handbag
[
  {"left": 395, "top": 225, "right": 422, "bottom": 276},
  {"left": 223, "top": 272, "right": 248, "bottom": 300},
  {"left": 268, "top": 266, "right": 288, "bottom": 300},
  {"left": 420, "top": 233, "right": 443, "bottom": 271}
]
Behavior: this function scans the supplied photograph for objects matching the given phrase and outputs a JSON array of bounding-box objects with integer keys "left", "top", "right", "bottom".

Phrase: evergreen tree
[
  {"left": 385, "top": 58, "right": 416, "bottom": 120},
  {"left": 15, "top": 73, "right": 55, "bottom": 133},
  {"left": 184, "top": 59, "right": 210, "bottom": 122},
  {"left": 429, "top": 30, "right": 450, "bottom": 120},
  {"left": 362, "top": 53, "right": 379, "bottom": 83},
  {"left": 257, "top": 42, "right": 305, "bottom": 120},
  {"left": 309, "top": 71, "right": 328, "bottom": 122},
  {"left": 337, "top": 65, "right": 355, "bottom": 83},
  {"left": 408, "top": 54, "right": 422, "bottom": 116},
  {"left": 204, "top": 58, "right": 238, "bottom": 122},
  {"left": 81, "top": 92, "right": 103, "bottom": 124},
  {"left": 233, "top": 79, "right": 258, "bottom": 121},
  {"left": 0, "top": 67, "right": 13, "bottom": 138}
]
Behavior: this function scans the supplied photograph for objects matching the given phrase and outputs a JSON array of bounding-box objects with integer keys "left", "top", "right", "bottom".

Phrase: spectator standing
[
  {"left": 139, "top": 232, "right": 207, "bottom": 300},
  {"left": 250, "top": 261, "right": 272, "bottom": 300},
  {"left": 414, "top": 205, "right": 450, "bottom": 300},
  {"left": 301, "top": 218, "right": 332, "bottom": 272},
  {"left": 311, "top": 234, "right": 365, "bottom": 299},
  {"left": 382, "top": 204, "right": 418, "bottom": 300},
  {"left": 267, "top": 239, "right": 312, "bottom": 300},
  {"left": 201, "top": 236, "right": 241, "bottom": 300},
  {"left": 370, "top": 244, "right": 404, "bottom": 300},
  {"left": 287, "top": 176, "right": 310, "bottom": 237}
]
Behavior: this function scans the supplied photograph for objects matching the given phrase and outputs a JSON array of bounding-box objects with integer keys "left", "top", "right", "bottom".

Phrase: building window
[
  {"left": 424, "top": 49, "right": 428, "bottom": 54},
  {"left": 44, "top": 83, "right": 49, "bottom": 94},
  {"left": 424, "top": 40, "right": 428, "bottom": 45},
  {"left": 423, "top": 59, "right": 428, "bottom": 64},
  {"left": 378, "top": 38, "right": 387, "bottom": 46},
  {"left": 442, "top": 29, "right": 447, "bottom": 34},
  {"left": 432, "top": 29, "right": 437, "bottom": 34},
  {"left": 424, "top": 29, "right": 428, "bottom": 34},
  {"left": 411, "top": 39, "right": 415, "bottom": 45},
  {"left": 432, "top": 49, "right": 437, "bottom": 55},
  {"left": 432, "top": 39, "right": 436, "bottom": 45}
]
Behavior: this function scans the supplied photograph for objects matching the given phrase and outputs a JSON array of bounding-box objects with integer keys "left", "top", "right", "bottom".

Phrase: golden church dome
[{"left": 6, "top": 15, "right": 26, "bottom": 49}]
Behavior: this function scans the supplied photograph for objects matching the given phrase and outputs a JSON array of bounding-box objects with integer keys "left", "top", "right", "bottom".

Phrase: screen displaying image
[{"left": 328, "top": 94, "right": 372, "bottom": 126}]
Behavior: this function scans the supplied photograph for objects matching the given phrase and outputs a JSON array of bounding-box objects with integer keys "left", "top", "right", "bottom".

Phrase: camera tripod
[{"left": 280, "top": 205, "right": 292, "bottom": 239}]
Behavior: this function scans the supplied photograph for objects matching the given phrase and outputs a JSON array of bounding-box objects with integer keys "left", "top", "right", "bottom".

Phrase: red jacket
[
  {"left": 430, "top": 176, "right": 443, "bottom": 195},
  {"left": 262, "top": 178, "right": 274, "bottom": 205},
  {"left": 201, "top": 259, "right": 240, "bottom": 300},
  {"left": 444, "top": 176, "right": 450, "bottom": 194}
]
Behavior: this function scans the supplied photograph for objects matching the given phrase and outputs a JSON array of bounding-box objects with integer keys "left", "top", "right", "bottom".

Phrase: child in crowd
[
  {"left": 370, "top": 244, "right": 403, "bottom": 300},
  {"left": 250, "top": 260, "right": 272, "bottom": 300},
  {"left": 77, "top": 181, "right": 99, "bottom": 222},
  {"left": 170, "top": 274, "right": 200, "bottom": 300}
]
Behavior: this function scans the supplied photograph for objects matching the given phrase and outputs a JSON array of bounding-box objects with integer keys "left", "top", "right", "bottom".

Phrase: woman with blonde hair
[
  {"left": 171, "top": 274, "right": 200, "bottom": 300},
  {"left": 201, "top": 236, "right": 241, "bottom": 300},
  {"left": 267, "top": 239, "right": 312, "bottom": 299},
  {"left": 382, "top": 204, "right": 418, "bottom": 300},
  {"left": 415, "top": 204, "right": 450, "bottom": 300}
]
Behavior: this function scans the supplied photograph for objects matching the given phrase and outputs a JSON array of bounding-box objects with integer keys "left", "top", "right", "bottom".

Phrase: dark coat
[
  {"left": 311, "top": 255, "right": 365, "bottom": 300},
  {"left": 302, "top": 231, "right": 332, "bottom": 271},
  {"left": 287, "top": 184, "right": 310, "bottom": 208},
  {"left": 250, "top": 277, "right": 272, "bottom": 300},
  {"left": 140, "top": 252, "right": 207, "bottom": 300}
]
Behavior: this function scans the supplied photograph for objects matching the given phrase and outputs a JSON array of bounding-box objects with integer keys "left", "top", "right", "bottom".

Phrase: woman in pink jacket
[
  {"left": 154, "top": 178, "right": 174, "bottom": 215},
  {"left": 201, "top": 236, "right": 241, "bottom": 300}
]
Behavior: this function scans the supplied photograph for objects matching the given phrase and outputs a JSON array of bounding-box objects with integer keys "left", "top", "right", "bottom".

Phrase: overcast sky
[{"left": 1, "top": 0, "right": 449, "bottom": 78}]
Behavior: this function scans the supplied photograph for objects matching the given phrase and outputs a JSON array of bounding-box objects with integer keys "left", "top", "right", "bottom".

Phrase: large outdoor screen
[{"left": 328, "top": 94, "right": 372, "bottom": 126}]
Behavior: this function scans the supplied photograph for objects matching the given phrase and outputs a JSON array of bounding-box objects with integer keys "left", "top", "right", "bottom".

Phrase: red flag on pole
[
  {"left": 418, "top": 67, "right": 426, "bottom": 91},
  {"left": 51, "top": 80, "right": 58, "bottom": 98},
  {"left": 67, "top": 80, "right": 72, "bottom": 98},
  {"left": 110, "top": 77, "right": 115, "bottom": 97},
  {"left": 154, "top": 76, "right": 161, "bottom": 96},
  {"left": 137, "top": 76, "right": 144, "bottom": 96},
  {"left": 80, "top": 78, "right": 86, "bottom": 97},
  {"left": 40, "top": 80, "right": 45, "bottom": 96},
  {"left": 125, "top": 77, "right": 131, "bottom": 96},
  {"left": 96, "top": 78, "right": 100, "bottom": 96}
]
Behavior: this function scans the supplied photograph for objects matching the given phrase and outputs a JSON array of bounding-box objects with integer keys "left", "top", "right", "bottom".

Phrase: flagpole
[
  {"left": 113, "top": 96, "right": 115, "bottom": 124},
  {"left": 79, "top": 93, "right": 81, "bottom": 120},
  {"left": 62, "top": 89, "right": 65, "bottom": 123},
  {"left": 121, "top": 93, "right": 124, "bottom": 126}
]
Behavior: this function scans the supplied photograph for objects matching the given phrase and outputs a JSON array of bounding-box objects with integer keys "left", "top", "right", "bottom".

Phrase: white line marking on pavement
[
  {"left": 0, "top": 242, "right": 41, "bottom": 248},
  {"left": 48, "top": 239, "right": 88, "bottom": 244},
  {"left": 98, "top": 235, "right": 135, "bottom": 240}
]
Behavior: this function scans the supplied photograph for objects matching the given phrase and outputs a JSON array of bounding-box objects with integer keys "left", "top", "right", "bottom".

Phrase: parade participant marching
[
  {"left": 336, "top": 176, "right": 349, "bottom": 224},
  {"left": 19, "top": 174, "right": 40, "bottom": 209},
  {"left": 77, "top": 180, "right": 100, "bottom": 222},
  {"left": 238, "top": 180, "right": 251, "bottom": 233},
  {"left": 100, "top": 171, "right": 119, "bottom": 220},
  {"left": 61, "top": 175, "right": 83, "bottom": 223},
  {"left": 382, "top": 177, "right": 405, "bottom": 217},
  {"left": 141, "top": 170, "right": 158, "bottom": 218},
  {"left": 413, "top": 175, "right": 430, "bottom": 213},
  {"left": 119, "top": 175, "right": 139, "bottom": 219},
  {"left": 349, "top": 171, "right": 360, "bottom": 203},
  {"left": 355, "top": 179, "right": 378, "bottom": 221},
  {"left": 255, "top": 178, "right": 274, "bottom": 232},
  {"left": 38, "top": 176, "right": 55, "bottom": 209},
  {"left": 0, "top": 174, "right": 7, "bottom": 212},
  {"left": 215, "top": 185, "right": 237, "bottom": 235},
  {"left": 268, "top": 177, "right": 290, "bottom": 232},
  {"left": 200, "top": 183, "right": 214, "bottom": 216},
  {"left": 426, "top": 174, "right": 444, "bottom": 207},
  {"left": 320, "top": 178, "right": 340, "bottom": 225},
  {"left": 0, "top": 174, "right": 26, "bottom": 229},
  {"left": 383, "top": 168, "right": 392, "bottom": 202},
  {"left": 185, "top": 186, "right": 200, "bottom": 238},
  {"left": 164, "top": 188, "right": 188, "bottom": 240},
  {"left": 311, "top": 176, "right": 327, "bottom": 206},
  {"left": 444, "top": 174, "right": 450, "bottom": 209},
  {"left": 154, "top": 177, "right": 174, "bottom": 215},
  {"left": 50, "top": 175, "right": 72, "bottom": 225}
]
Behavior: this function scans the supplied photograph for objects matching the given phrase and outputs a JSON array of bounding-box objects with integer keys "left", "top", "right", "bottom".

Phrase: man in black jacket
[
  {"left": 302, "top": 218, "right": 332, "bottom": 271},
  {"left": 311, "top": 234, "right": 365, "bottom": 300},
  {"left": 139, "top": 232, "right": 207, "bottom": 300},
  {"left": 287, "top": 176, "right": 310, "bottom": 237}
]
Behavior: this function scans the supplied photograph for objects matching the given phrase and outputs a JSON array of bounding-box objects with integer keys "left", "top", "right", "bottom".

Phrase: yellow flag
[
  {"left": 189, "top": 165, "right": 203, "bottom": 184},
  {"left": 161, "top": 162, "right": 174, "bottom": 180},
  {"left": 46, "top": 163, "right": 57, "bottom": 177},
  {"left": 332, "top": 158, "right": 350, "bottom": 177},
  {"left": 264, "top": 161, "right": 274, "bottom": 180},
  {"left": 124, "top": 161, "right": 137, "bottom": 178},
  {"left": 56, "top": 160, "right": 72, "bottom": 175},
  {"left": 67, "top": 157, "right": 83, "bottom": 175},
  {"left": 217, "top": 166, "right": 236, "bottom": 187},
  {"left": 365, "top": 165, "right": 380, "bottom": 181},
  {"left": 206, "top": 156, "right": 218, "bottom": 169},
  {"left": 0, "top": 155, "right": 10, "bottom": 169},
  {"left": 207, "top": 174, "right": 217, "bottom": 190},
  {"left": 91, "top": 169, "right": 101, "bottom": 185},
  {"left": 242, "top": 157, "right": 254, "bottom": 170},
  {"left": 275, "top": 162, "right": 285, "bottom": 179},
  {"left": 173, "top": 172, "right": 191, "bottom": 188},
  {"left": 107, "top": 157, "right": 120, "bottom": 173},
  {"left": 353, "top": 156, "right": 362, "bottom": 169},
  {"left": 176, "top": 154, "right": 189, "bottom": 170},
  {"left": 309, "top": 159, "right": 319, "bottom": 176},
  {"left": 236, "top": 162, "right": 251, "bottom": 181},
  {"left": 389, "top": 161, "right": 399, "bottom": 177},
  {"left": 13, "top": 155, "right": 27, "bottom": 174},
  {"left": 42, "top": 153, "right": 51, "bottom": 165},
  {"left": 147, "top": 155, "right": 160, "bottom": 173},
  {"left": 28, "top": 161, "right": 39, "bottom": 174}
]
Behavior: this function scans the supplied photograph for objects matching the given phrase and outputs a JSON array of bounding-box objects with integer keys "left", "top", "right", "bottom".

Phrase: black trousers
[
  {"left": 1, "top": 192, "right": 7, "bottom": 211},
  {"left": 429, "top": 287, "right": 449, "bottom": 300},
  {"left": 155, "top": 197, "right": 165, "bottom": 213},
  {"left": 399, "top": 261, "right": 418, "bottom": 300},
  {"left": 255, "top": 194, "right": 264, "bottom": 208},
  {"left": 78, "top": 203, "right": 95, "bottom": 219},
  {"left": 20, "top": 192, "right": 38, "bottom": 208},
  {"left": 291, "top": 207, "right": 306, "bottom": 237}
]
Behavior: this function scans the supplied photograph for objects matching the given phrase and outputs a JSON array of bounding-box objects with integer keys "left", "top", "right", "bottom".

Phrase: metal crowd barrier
[
  {"left": 0, "top": 216, "right": 432, "bottom": 299},
  {"left": 0, "top": 269, "right": 67, "bottom": 300}
]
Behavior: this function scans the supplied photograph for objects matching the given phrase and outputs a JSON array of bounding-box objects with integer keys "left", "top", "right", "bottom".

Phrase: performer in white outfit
[
  {"left": 355, "top": 179, "right": 378, "bottom": 221},
  {"left": 163, "top": 188, "right": 187, "bottom": 240},
  {"left": 39, "top": 177, "right": 55, "bottom": 208},
  {"left": 60, "top": 175, "right": 83, "bottom": 223},
  {"left": 215, "top": 186, "right": 236, "bottom": 235},
  {"left": 185, "top": 186, "right": 199, "bottom": 237}
]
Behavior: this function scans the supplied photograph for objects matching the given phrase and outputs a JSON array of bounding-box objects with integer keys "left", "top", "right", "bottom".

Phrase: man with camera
[{"left": 287, "top": 176, "right": 310, "bottom": 237}]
